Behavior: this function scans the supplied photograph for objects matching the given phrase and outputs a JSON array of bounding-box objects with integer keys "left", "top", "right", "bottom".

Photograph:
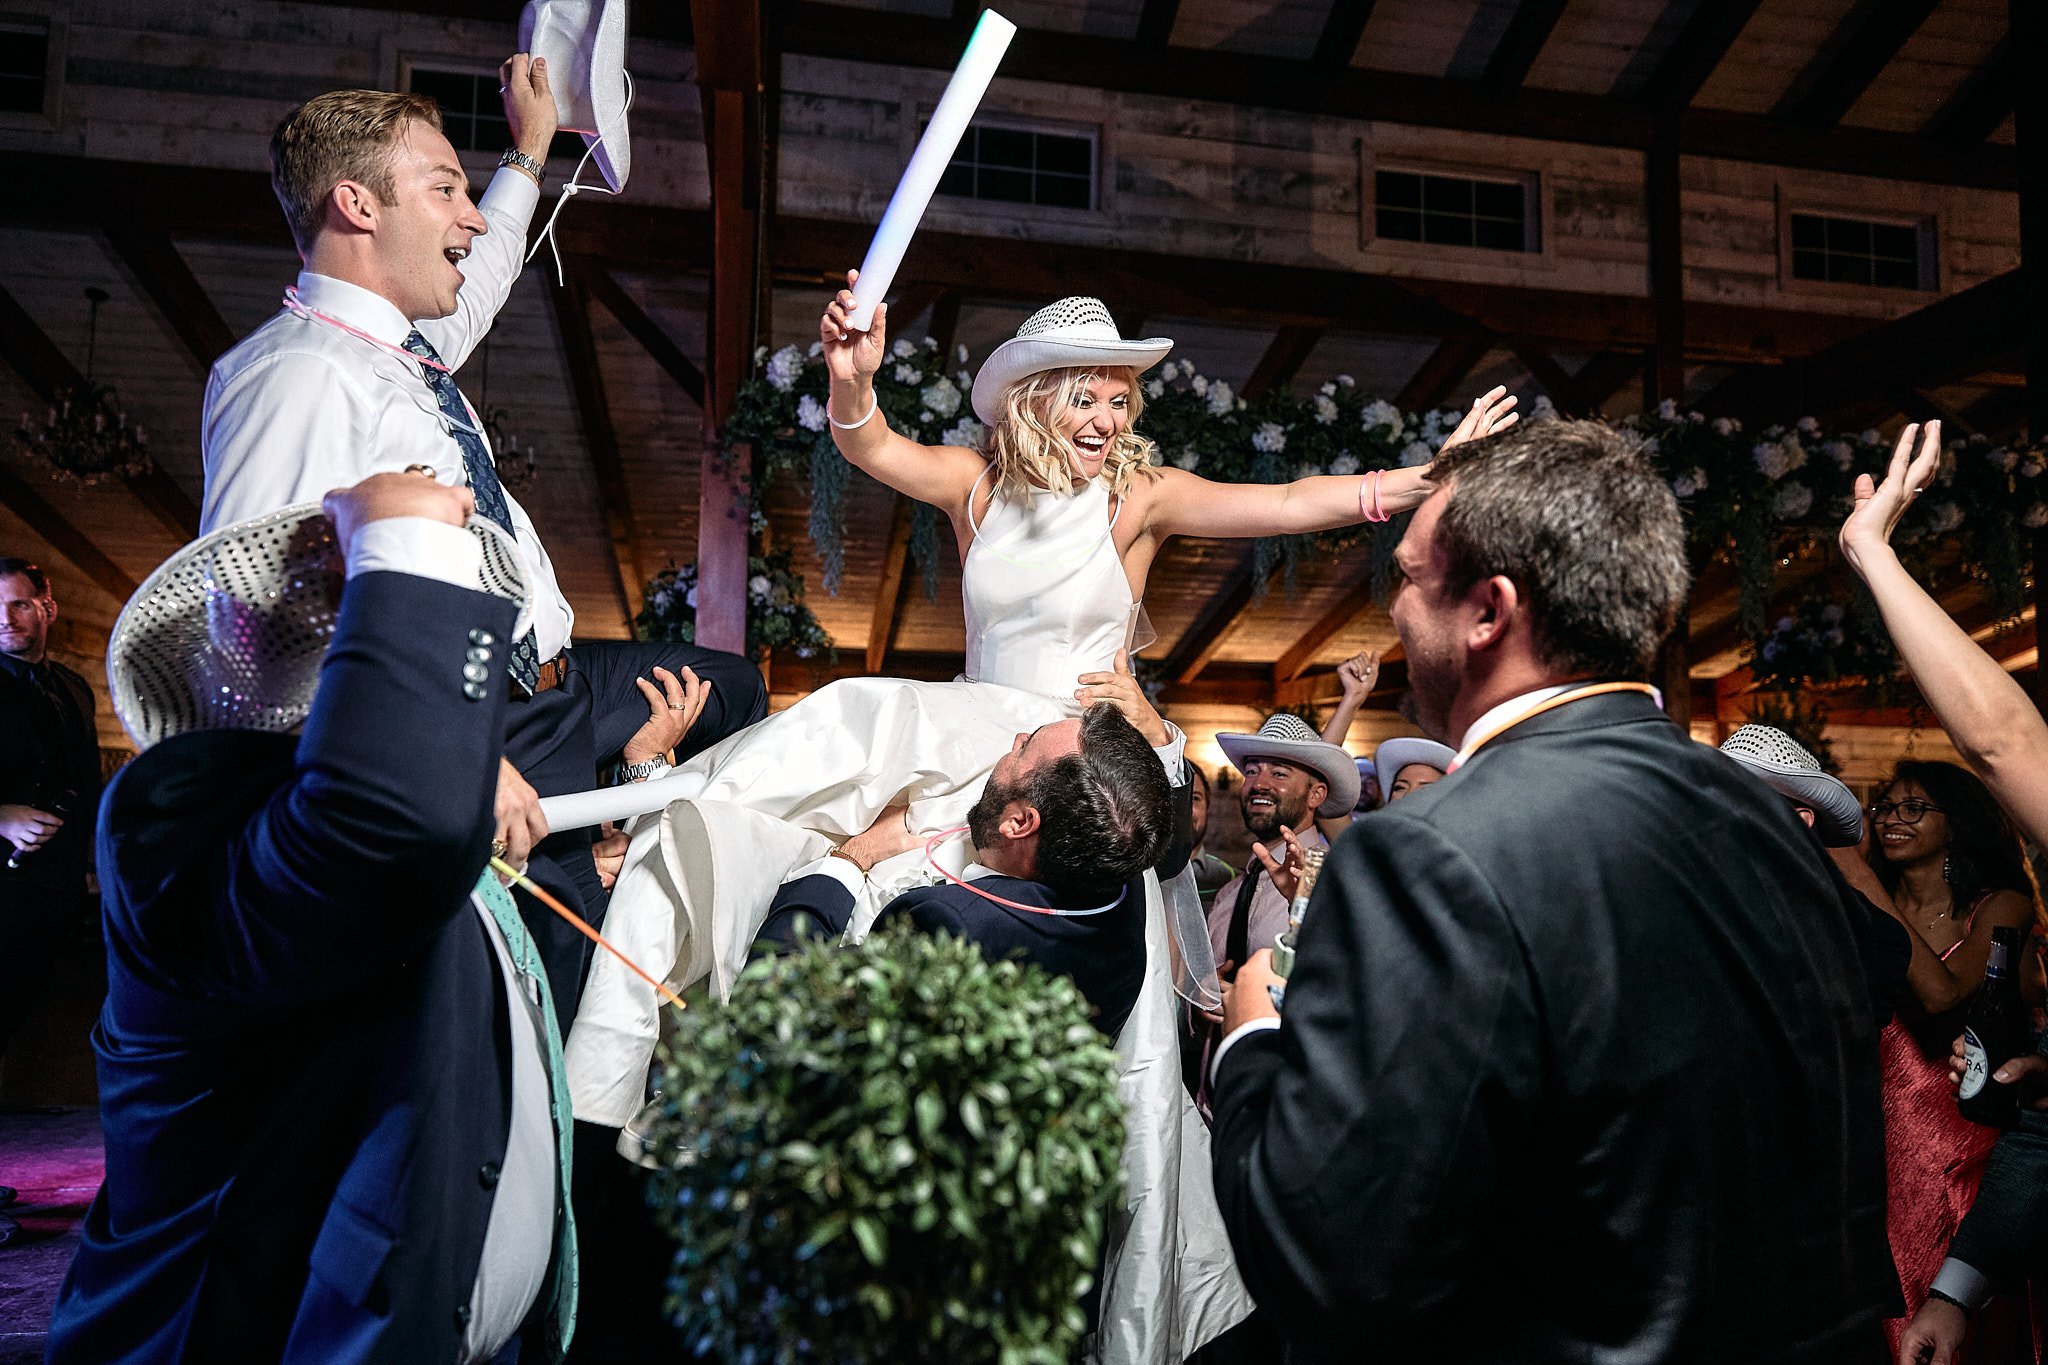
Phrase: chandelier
[
  {"left": 475, "top": 338, "right": 539, "bottom": 491},
  {"left": 14, "top": 287, "right": 152, "bottom": 484}
]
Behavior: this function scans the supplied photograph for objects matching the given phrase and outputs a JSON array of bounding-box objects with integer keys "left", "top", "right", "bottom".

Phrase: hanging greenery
[
  {"left": 721, "top": 348, "right": 2044, "bottom": 692},
  {"left": 637, "top": 548, "right": 835, "bottom": 665},
  {"left": 1745, "top": 595, "right": 1899, "bottom": 695}
]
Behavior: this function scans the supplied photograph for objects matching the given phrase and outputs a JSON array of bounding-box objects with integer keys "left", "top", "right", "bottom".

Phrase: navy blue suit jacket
[
  {"left": 46, "top": 571, "right": 559, "bottom": 1365},
  {"left": 760, "top": 870, "right": 1150, "bottom": 1037}
]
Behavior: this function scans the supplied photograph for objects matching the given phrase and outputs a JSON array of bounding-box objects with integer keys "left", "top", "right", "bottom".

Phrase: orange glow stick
[{"left": 490, "top": 856, "right": 686, "bottom": 1012}]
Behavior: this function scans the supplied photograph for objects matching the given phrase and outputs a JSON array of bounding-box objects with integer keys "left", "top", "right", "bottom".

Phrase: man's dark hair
[
  {"left": 0, "top": 558, "right": 48, "bottom": 596},
  {"left": 1425, "top": 419, "right": 1688, "bottom": 680},
  {"left": 1030, "top": 704, "right": 1173, "bottom": 902}
]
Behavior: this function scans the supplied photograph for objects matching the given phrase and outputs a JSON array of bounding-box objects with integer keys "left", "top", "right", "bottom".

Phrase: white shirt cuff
[
  {"left": 1209, "top": 1016, "right": 1281, "bottom": 1087},
  {"left": 786, "top": 853, "right": 866, "bottom": 900},
  {"left": 479, "top": 165, "right": 542, "bottom": 226},
  {"left": 1931, "top": 1258, "right": 1991, "bottom": 1312},
  {"left": 346, "top": 517, "right": 483, "bottom": 587},
  {"left": 1154, "top": 722, "right": 1187, "bottom": 787}
]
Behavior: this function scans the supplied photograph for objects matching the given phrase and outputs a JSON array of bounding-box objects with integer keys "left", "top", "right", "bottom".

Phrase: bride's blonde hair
[{"left": 983, "top": 366, "right": 1158, "bottom": 501}]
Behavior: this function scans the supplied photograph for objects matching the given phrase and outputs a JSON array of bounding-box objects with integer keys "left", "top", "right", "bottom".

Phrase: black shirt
[{"left": 0, "top": 650, "right": 100, "bottom": 891}]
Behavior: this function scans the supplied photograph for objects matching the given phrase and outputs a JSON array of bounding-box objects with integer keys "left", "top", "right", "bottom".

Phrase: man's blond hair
[{"left": 270, "top": 89, "right": 443, "bottom": 253}]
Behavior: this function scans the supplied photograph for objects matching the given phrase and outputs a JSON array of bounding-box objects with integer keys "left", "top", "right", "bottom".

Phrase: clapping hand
[
  {"left": 1437, "top": 386, "right": 1520, "bottom": 453},
  {"left": 1250, "top": 824, "right": 1308, "bottom": 901},
  {"left": 1075, "top": 648, "right": 1170, "bottom": 747},
  {"left": 1841, "top": 420, "right": 1942, "bottom": 575},
  {"left": 622, "top": 666, "right": 708, "bottom": 767}
]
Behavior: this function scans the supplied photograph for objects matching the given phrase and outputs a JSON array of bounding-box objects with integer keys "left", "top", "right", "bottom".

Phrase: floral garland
[
  {"left": 722, "top": 346, "right": 2044, "bottom": 691},
  {"left": 637, "top": 548, "right": 834, "bottom": 665}
]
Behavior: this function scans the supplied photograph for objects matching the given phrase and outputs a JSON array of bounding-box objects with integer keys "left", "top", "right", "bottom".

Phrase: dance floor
[{"left": 0, "top": 1108, "right": 99, "bottom": 1364}]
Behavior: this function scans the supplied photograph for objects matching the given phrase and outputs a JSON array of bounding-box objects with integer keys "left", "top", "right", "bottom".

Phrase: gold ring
[
  {"left": 404, "top": 464, "right": 437, "bottom": 478},
  {"left": 491, "top": 838, "right": 509, "bottom": 859},
  {"left": 669, "top": 701, "right": 686, "bottom": 711}
]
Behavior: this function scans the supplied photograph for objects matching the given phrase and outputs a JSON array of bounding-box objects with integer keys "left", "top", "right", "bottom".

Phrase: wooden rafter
[
  {"left": 1272, "top": 575, "right": 1376, "bottom": 683},
  {"left": 0, "top": 279, "right": 198, "bottom": 542},
  {"left": 548, "top": 267, "right": 643, "bottom": 624},
  {"left": 0, "top": 462, "right": 138, "bottom": 603},
  {"left": 1511, "top": 343, "right": 1585, "bottom": 413},
  {"left": 585, "top": 266, "right": 706, "bottom": 406},
  {"left": 1925, "top": 36, "right": 2015, "bottom": 145},
  {"left": 1311, "top": 0, "right": 1377, "bottom": 70},
  {"left": 1398, "top": 334, "right": 1492, "bottom": 411},
  {"left": 1643, "top": 0, "right": 1768, "bottom": 114},
  {"left": 868, "top": 494, "right": 913, "bottom": 674},
  {"left": 1133, "top": 0, "right": 1180, "bottom": 48},
  {"left": 1572, "top": 350, "right": 1645, "bottom": 412},
  {"left": 1774, "top": 0, "right": 1940, "bottom": 130},
  {"left": 1242, "top": 326, "right": 1323, "bottom": 401},
  {"left": 1159, "top": 554, "right": 1263, "bottom": 685},
  {"left": 1482, "top": 0, "right": 1569, "bottom": 91},
  {"left": 101, "top": 226, "right": 237, "bottom": 370}
]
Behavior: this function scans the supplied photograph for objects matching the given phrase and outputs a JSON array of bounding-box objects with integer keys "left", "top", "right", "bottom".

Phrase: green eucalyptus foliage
[
  {"left": 636, "top": 549, "right": 835, "bottom": 665},
  {"left": 644, "top": 925, "right": 1126, "bottom": 1365}
]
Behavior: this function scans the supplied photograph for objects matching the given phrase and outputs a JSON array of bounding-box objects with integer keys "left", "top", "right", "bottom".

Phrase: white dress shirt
[
  {"left": 343, "top": 517, "right": 557, "bottom": 1360},
  {"left": 202, "top": 168, "right": 576, "bottom": 661}
]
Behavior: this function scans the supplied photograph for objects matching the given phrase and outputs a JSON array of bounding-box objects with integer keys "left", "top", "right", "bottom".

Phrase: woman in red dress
[{"left": 1868, "top": 759, "right": 2041, "bottom": 1361}]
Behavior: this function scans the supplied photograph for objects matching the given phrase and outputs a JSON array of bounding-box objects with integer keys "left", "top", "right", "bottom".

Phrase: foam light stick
[
  {"left": 846, "top": 8, "right": 1017, "bottom": 331},
  {"left": 538, "top": 768, "right": 709, "bottom": 832}
]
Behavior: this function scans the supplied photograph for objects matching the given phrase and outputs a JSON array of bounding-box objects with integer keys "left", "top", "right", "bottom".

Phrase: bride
[{"left": 563, "top": 276, "right": 1516, "bottom": 1353}]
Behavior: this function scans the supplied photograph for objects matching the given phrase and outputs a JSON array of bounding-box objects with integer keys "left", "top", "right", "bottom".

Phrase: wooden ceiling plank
[
  {"left": 1241, "top": 326, "right": 1324, "bottom": 402},
  {"left": 0, "top": 278, "right": 198, "bottom": 542},
  {"left": 1511, "top": 342, "right": 1588, "bottom": 413},
  {"left": 1397, "top": 334, "right": 1493, "bottom": 412},
  {"left": 1775, "top": 0, "right": 1940, "bottom": 130},
  {"left": 1482, "top": 0, "right": 1571, "bottom": 91},
  {"left": 1923, "top": 35, "right": 2015, "bottom": 145},
  {"left": 1643, "top": 0, "right": 1769, "bottom": 114},
  {"left": 1311, "top": 0, "right": 1378, "bottom": 71},
  {"left": 868, "top": 493, "right": 913, "bottom": 674},
  {"left": 100, "top": 224, "right": 238, "bottom": 371},
  {"left": 1272, "top": 575, "right": 1376, "bottom": 683},
  {"left": 586, "top": 266, "right": 707, "bottom": 406},
  {"left": 0, "top": 462, "right": 138, "bottom": 603},
  {"left": 1161, "top": 554, "right": 1264, "bottom": 685},
  {"left": 548, "top": 267, "right": 644, "bottom": 625},
  {"left": 1134, "top": 0, "right": 1181, "bottom": 48}
]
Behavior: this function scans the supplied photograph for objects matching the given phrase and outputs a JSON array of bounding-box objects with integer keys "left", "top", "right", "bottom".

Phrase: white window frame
[
  {"left": 917, "top": 110, "right": 1104, "bottom": 224},
  {"left": 1776, "top": 194, "right": 1938, "bottom": 299},
  {"left": 1361, "top": 154, "right": 1544, "bottom": 257},
  {"left": 0, "top": 6, "right": 65, "bottom": 133}
]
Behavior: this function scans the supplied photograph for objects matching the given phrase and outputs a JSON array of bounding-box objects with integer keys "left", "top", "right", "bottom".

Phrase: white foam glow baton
[
  {"left": 539, "top": 769, "right": 709, "bottom": 832},
  {"left": 846, "top": 8, "right": 1017, "bottom": 331}
]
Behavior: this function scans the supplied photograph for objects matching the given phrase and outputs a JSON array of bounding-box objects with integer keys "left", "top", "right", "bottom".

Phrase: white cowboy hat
[
  {"left": 970, "top": 297, "right": 1173, "bottom": 426},
  {"left": 1718, "top": 724, "right": 1863, "bottom": 847},
  {"left": 107, "top": 504, "right": 531, "bottom": 751},
  {"left": 1374, "top": 736, "right": 1456, "bottom": 788},
  {"left": 520, "top": 0, "right": 631, "bottom": 192},
  {"left": 1215, "top": 713, "right": 1360, "bottom": 818}
]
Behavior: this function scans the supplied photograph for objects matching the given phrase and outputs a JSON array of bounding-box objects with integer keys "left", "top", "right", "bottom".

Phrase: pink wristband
[{"left": 1361, "top": 469, "right": 1390, "bottom": 523}]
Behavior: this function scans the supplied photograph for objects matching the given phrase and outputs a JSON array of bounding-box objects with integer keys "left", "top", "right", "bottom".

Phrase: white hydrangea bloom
[
  {"left": 920, "top": 376, "right": 961, "bottom": 417},
  {"left": 893, "top": 363, "right": 921, "bottom": 384},
  {"left": 685, "top": 586, "right": 698, "bottom": 608},
  {"left": 1400, "top": 441, "right": 1433, "bottom": 467},
  {"left": 2025, "top": 503, "right": 2048, "bottom": 528},
  {"left": 1988, "top": 447, "right": 2019, "bottom": 473},
  {"left": 795, "top": 394, "right": 828, "bottom": 432},
  {"left": 1753, "top": 436, "right": 1807, "bottom": 481},
  {"left": 1772, "top": 483, "right": 1813, "bottom": 519},
  {"left": 2022, "top": 454, "right": 2046, "bottom": 479},
  {"left": 1532, "top": 394, "right": 1557, "bottom": 416},
  {"left": 1145, "top": 379, "right": 1165, "bottom": 398},
  {"left": 1927, "top": 501, "right": 1964, "bottom": 533},
  {"left": 747, "top": 574, "right": 772, "bottom": 603},
  {"left": 1160, "top": 360, "right": 1179, "bottom": 381},
  {"left": 1173, "top": 449, "right": 1201, "bottom": 471},
  {"left": 1711, "top": 416, "right": 1736, "bottom": 437},
  {"left": 1330, "top": 452, "right": 1360, "bottom": 476},
  {"left": 1190, "top": 374, "right": 1208, "bottom": 396},
  {"left": 1671, "top": 473, "right": 1699, "bottom": 499},
  {"left": 1360, "top": 400, "right": 1402, "bottom": 436},
  {"left": 1826, "top": 440, "right": 1855, "bottom": 471},
  {"left": 1207, "top": 381, "right": 1236, "bottom": 416},
  {"left": 940, "top": 417, "right": 987, "bottom": 448},
  {"left": 1657, "top": 399, "right": 1678, "bottom": 420},
  {"left": 1314, "top": 395, "right": 1339, "bottom": 425},
  {"left": 957, "top": 344, "right": 970, "bottom": 365},
  {"left": 1319, "top": 382, "right": 1337, "bottom": 397},
  {"left": 765, "top": 345, "right": 804, "bottom": 392},
  {"left": 1796, "top": 415, "right": 1820, "bottom": 435},
  {"left": 891, "top": 337, "right": 916, "bottom": 360},
  {"left": 1251, "top": 422, "right": 1288, "bottom": 454},
  {"left": 1860, "top": 429, "right": 1883, "bottom": 446},
  {"left": 1335, "top": 374, "right": 1356, "bottom": 387},
  {"left": 808, "top": 341, "right": 824, "bottom": 358}
]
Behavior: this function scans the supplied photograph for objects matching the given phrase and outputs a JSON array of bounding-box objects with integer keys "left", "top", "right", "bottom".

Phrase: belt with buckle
[{"left": 531, "top": 655, "right": 569, "bottom": 695}]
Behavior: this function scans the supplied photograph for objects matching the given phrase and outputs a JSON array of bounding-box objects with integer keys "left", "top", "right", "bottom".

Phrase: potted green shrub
[{"left": 644, "top": 924, "right": 1127, "bottom": 1364}]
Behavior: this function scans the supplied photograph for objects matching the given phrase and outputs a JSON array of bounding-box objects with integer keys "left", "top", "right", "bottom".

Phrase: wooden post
[
  {"left": 1644, "top": 109, "right": 1686, "bottom": 408},
  {"left": 2018, "top": 0, "right": 2048, "bottom": 710}
]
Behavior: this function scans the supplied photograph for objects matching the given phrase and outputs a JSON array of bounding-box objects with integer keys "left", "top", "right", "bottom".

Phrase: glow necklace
[{"left": 921, "top": 827, "right": 1126, "bottom": 917}]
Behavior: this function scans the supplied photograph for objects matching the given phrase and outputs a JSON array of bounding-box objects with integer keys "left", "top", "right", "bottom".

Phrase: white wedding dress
[{"left": 564, "top": 473, "right": 1253, "bottom": 1362}]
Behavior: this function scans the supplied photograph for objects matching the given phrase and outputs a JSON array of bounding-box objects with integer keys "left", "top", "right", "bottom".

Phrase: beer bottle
[{"left": 1957, "top": 925, "right": 2029, "bottom": 1129}]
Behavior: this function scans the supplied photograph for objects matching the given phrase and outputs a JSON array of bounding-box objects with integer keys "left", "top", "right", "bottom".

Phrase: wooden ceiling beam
[
  {"left": 1924, "top": 35, "right": 2015, "bottom": 145},
  {"left": 868, "top": 493, "right": 912, "bottom": 674},
  {"left": 1572, "top": 349, "right": 1646, "bottom": 411},
  {"left": 1774, "top": 0, "right": 1939, "bottom": 130},
  {"left": 1511, "top": 342, "right": 1588, "bottom": 413},
  {"left": 585, "top": 266, "right": 707, "bottom": 407},
  {"left": 1482, "top": 0, "right": 1569, "bottom": 91},
  {"left": 548, "top": 266, "right": 644, "bottom": 625},
  {"left": 1159, "top": 552, "right": 1264, "bottom": 685},
  {"left": 100, "top": 225, "right": 238, "bottom": 371},
  {"left": 1241, "top": 326, "right": 1323, "bottom": 401},
  {"left": 0, "top": 462, "right": 138, "bottom": 604},
  {"left": 0, "top": 279, "right": 198, "bottom": 542},
  {"left": 1133, "top": 0, "right": 1180, "bottom": 48},
  {"left": 1398, "top": 334, "right": 1493, "bottom": 411},
  {"left": 776, "top": 2, "right": 2014, "bottom": 190},
  {"left": 1272, "top": 574, "right": 1377, "bottom": 683}
]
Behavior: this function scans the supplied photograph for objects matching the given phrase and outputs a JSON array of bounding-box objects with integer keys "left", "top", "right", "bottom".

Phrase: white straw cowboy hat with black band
[
  {"left": 108, "top": 504, "right": 532, "bottom": 751},
  {"left": 1718, "top": 723, "right": 1864, "bottom": 847},
  {"left": 970, "top": 297, "right": 1174, "bottom": 426},
  {"left": 1215, "top": 713, "right": 1361, "bottom": 818},
  {"left": 1375, "top": 736, "right": 1457, "bottom": 785}
]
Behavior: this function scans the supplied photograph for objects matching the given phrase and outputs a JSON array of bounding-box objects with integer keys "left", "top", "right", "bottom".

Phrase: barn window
[
  {"left": 1788, "top": 212, "right": 1930, "bottom": 290},
  {"left": 935, "top": 121, "right": 1097, "bottom": 211},
  {"left": 406, "top": 67, "right": 583, "bottom": 161},
  {"left": 1375, "top": 169, "right": 1534, "bottom": 253},
  {"left": 0, "top": 21, "right": 48, "bottom": 116}
]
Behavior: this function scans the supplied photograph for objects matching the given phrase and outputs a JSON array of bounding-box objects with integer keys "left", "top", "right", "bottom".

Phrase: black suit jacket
[
  {"left": 1209, "top": 690, "right": 1896, "bottom": 1363},
  {"left": 0, "top": 649, "right": 100, "bottom": 891},
  {"left": 46, "top": 571, "right": 562, "bottom": 1365}
]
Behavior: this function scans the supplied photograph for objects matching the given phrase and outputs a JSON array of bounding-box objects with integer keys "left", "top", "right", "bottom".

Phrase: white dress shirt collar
[
  {"left": 294, "top": 271, "right": 416, "bottom": 349},
  {"left": 1450, "top": 683, "right": 1580, "bottom": 770}
]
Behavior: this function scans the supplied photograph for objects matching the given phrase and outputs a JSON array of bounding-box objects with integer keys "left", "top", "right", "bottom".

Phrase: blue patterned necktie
[{"left": 403, "top": 329, "right": 542, "bottom": 693}]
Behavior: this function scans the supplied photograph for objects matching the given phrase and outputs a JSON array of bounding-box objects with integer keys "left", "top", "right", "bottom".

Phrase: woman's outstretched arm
[
  {"left": 1840, "top": 420, "right": 2048, "bottom": 844},
  {"left": 820, "top": 270, "right": 987, "bottom": 513},
  {"left": 1143, "top": 388, "right": 1519, "bottom": 540}
]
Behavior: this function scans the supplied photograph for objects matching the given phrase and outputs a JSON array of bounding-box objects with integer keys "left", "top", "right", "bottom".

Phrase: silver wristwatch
[
  {"left": 500, "top": 147, "right": 545, "bottom": 186},
  {"left": 618, "top": 756, "right": 669, "bottom": 784}
]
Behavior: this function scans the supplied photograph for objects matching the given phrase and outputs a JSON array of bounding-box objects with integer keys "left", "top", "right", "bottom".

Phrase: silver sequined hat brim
[
  {"left": 1718, "top": 723, "right": 1865, "bottom": 846},
  {"left": 108, "top": 503, "right": 532, "bottom": 751}
]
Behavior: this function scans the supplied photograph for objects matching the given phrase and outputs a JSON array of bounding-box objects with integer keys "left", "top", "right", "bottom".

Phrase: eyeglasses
[{"left": 1869, "top": 798, "right": 1943, "bottom": 825}]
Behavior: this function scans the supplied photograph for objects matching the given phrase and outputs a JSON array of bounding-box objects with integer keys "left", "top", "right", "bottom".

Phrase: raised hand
[
  {"left": 1250, "top": 824, "right": 1307, "bottom": 902},
  {"left": 1336, "top": 649, "right": 1380, "bottom": 700},
  {"left": 1439, "top": 386, "right": 1520, "bottom": 452},
  {"left": 1075, "top": 648, "right": 1170, "bottom": 746},
  {"left": 499, "top": 53, "right": 557, "bottom": 163},
  {"left": 820, "top": 268, "right": 888, "bottom": 394},
  {"left": 1841, "top": 420, "right": 1942, "bottom": 574}
]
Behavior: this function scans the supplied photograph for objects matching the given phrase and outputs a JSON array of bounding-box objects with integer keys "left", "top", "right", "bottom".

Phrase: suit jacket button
[
  {"left": 469, "top": 628, "right": 496, "bottom": 648},
  {"left": 466, "top": 645, "right": 492, "bottom": 665},
  {"left": 463, "top": 680, "right": 489, "bottom": 702},
  {"left": 479, "top": 1160, "right": 501, "bottom": 1189},
  {"left": 454, "top": 1303, "right": 472, "bottom": 1330},
  {"left": 463, "top": 662, "right": 490, "bottom": 683}
]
